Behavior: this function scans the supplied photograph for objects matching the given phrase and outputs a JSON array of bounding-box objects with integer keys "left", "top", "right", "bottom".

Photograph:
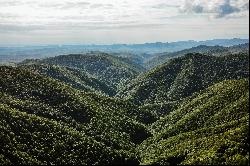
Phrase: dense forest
[{"left": 0, "top": 43, "right": 249, "bottom": 165}]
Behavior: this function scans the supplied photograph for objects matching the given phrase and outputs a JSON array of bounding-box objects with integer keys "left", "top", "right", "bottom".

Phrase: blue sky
[{"left": 0, "top": 0, "right": 249, "bottom": 45}]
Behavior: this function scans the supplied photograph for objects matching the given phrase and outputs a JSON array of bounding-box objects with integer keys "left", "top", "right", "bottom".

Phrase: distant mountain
[
  {"left": 137, "top": 79, "right": 249, "bottom": 165},
  {"left": 118, "top": 53, "right": 249, "bottom": 105},
  {"left": 199, "top": 38, "right": 249, "bottom": 46},
  {"left": 0, "top": 38, "right": 248, "bottom": 63},
  {"left": 228, "top": 43, "right": 249, "bottom": 53},
  {"left": 19, "top": 52, "right": 145, "bottom": 95},
  {"left": 146, "top": 43, "right": 249, "bottom": 69}
]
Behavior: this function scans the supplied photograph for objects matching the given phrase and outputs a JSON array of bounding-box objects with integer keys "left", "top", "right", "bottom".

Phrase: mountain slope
[
  {"left": 20, "top": 52, "right": 144, "bottom": 95},
  {"left": 0, "top": 66, "right": 154, "bottom": 164},
  {"left": 0, "top": 104, "right": 137, "bottom": 165},
  {"left": 146, "top": 43, "right": 249, "bottom": 69},
  {"left": 118, "top": 53, "right": 249, "bottom": 105},
  {"left": 19, "top": 64, "right": 116, "bottom": 96},
  {"left": 137, "top": 79, "right": 249, "bottom": 165}
]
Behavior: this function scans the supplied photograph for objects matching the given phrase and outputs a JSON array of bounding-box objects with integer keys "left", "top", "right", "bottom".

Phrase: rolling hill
[
  {"left": 146, "top": 43, "right": 249, "bottom": 69},
  {"left": 19, "top": 64, "right": 116, "bottom": 96},
  {"left": 118, "top": 52, "right": 249, "bottom": 105},
  {"left": 19, "top": 52, "right": 145, "bottom": 95}
]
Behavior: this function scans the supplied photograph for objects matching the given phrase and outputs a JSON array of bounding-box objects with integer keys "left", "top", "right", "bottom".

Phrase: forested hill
[
  {"left": 146, "top": 43, "right": 249, "bottom": 69},
  {"left": 137, "top": 79, "right": 249, "bottom": 165},
  {"left": 0, "top": 46, "right": 249, "bottom": 165},
  {"left": 0, "top": 66, "right": 153, "bottom": 164},
  {"left": 117, "top": 52, "right": 249, "bottom": 105},
  {"left": 19, "top": 64, "right": 117, "bottom": 96},
  {"left": 19, "top": 52, "right": 145, "bottom": 96}
]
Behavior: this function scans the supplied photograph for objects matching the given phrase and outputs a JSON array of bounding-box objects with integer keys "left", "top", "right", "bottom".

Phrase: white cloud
[
  {"left": 0, "top": 0, "right": 180, "bottom": 26},
  {"left": 0, "top": 0, "right": 248, "bottom": 44}
]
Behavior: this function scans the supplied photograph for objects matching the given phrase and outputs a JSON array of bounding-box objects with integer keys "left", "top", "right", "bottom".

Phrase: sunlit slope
[
  {"left": 118, "top": 53, "right": 249, "bottom": 105},
  {"left": 137, "top": 79, "right": 249, "bottom": 165}
]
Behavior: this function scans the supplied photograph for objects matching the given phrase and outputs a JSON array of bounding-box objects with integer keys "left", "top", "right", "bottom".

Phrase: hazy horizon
[
  {"left": 0, "top": 37, "right": 248, "bottom": 47},
  {"left": 0, "top": 0, "right": 249, "bottom": 45}
]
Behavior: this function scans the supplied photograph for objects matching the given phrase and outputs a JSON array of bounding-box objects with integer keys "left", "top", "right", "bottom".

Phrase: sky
[{"left": 0, "top": 0, "right": 249, "bottom": 45}]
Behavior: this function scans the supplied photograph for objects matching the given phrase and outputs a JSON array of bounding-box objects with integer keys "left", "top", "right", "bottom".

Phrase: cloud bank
[
  {"left": 181, "top": 0, "right": 249, "bottom": 18},
  {"left": 0, "top": 0, "right": 248, "bottom": 44}
]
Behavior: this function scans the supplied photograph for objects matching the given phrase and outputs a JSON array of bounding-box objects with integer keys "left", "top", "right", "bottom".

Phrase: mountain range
[
  {"left": 0, "top": 41, "right": 249, "bottom": 165},
  {"left": 0, "top": 38, "right": 248, "bottom": 64}
]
